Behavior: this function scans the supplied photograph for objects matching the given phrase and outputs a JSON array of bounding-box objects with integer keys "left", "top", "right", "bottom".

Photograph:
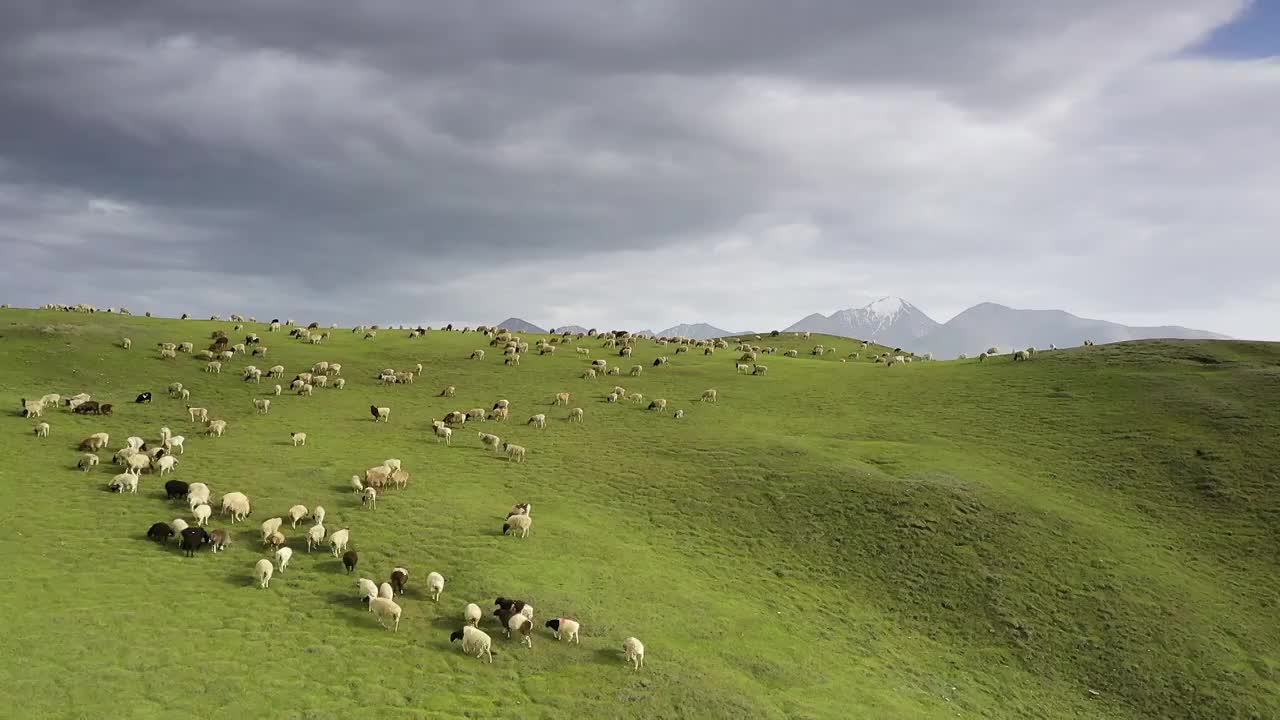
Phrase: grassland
[{"left": 0, "top": 308, "right": 1277, "bottom": 720}]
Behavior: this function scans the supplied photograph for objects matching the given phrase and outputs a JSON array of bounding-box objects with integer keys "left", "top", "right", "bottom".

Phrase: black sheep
[
  {"left": 147, "top": 522, "right": 174, "bottom": 543},
  {"left": 73, "top": 401, "right": 100, "bottom": 415},
  {"left": 99, "top": 404, "right": 113, "bottom": 416},
  {"left": 134, "top": 392, "right": 152, "bottom": 404},
  {"left": 164, "top": 480, "right": 189, "bottom": 499},
  {"left": 390, "top": 568, "right": 408, "bottom": 595},
  {"left": 494, "top": 597, "right": 529, "bottom": 614},
  {"left": 369, "top": 405, "right": 380, "bottom": 420},
  {"left": 179, "top": 527, "right": 210, "bottom": 557},
  {"left": 342, "top": 550, "right": 358, "bottom": 573}
]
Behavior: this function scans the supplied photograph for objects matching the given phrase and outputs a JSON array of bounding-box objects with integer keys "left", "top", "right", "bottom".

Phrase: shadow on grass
[{"left": 592, "top": 647, "right": 623, "bottom": 666}]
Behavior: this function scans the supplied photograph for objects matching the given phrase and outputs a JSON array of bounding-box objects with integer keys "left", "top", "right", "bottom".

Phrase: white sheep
[
  {"left": 464, "top": 603, "right": 483, "bottom": 627},
  {"left": 369, "top": 597, "right": 402, "bottom": 631},
  {"left": 527, "top": 414, "right": 547, "bottom": 429},
  {"left": 254, "top": 398, "right": 271, "bottom": 413},
  {"left": 255, "top": 558, "right": 274, "bottom": 589},
  {"left": 171, "top": 518, "right": 189, "bottom": 537},
  {"left": 125, "top": 453, "right": 151, "bottom": 475},
  {"left": 568, "top": 407, "right": 584, "bottom": 423},
  {"left": 193, "top": 503, "right": 212, "bottom": 526},
  {"left": 357, "top": 578, "right": 379, "bottom": 603},
  {"left": 109, "top": 473, "right": 138, "bottom": 494},
  {"left": 206, "top": 419, "right": 227, "bottom": 437},
  {"left": 288, "top": 504, "right": 309, "bottom": 527},
  {"left": 701, "top": 389, "right": 718, "bottom": 403},
  {"left": 126, "top": 436, "right": 145, "bottom": 450},
  {"left": 260, "top": 517, "right": 283, "bottom": 541},
  {"left": 378, "top": 582, "right": 394, "bottom": 601},
  {"left": 453, "top": 625, "right": 493, "bottom": 662},
  {"left": 78, "top": 453, "right": 100, "bottom": 472},
  {"left": 165, "top": 435, "right": 185, "bottom": 455},
  {"left": 34, "top": 422, "right": 50, "bottom": 438},
  {"left": 426, "top": 571, "right": 445, "bottom": 601},
  {"left": 505, "top": 443, "right": 527, "bottom": 463},
  {"left": 547, "top": 618, "right": 581, "bottom": 644},
  {"left": 306, "top": 524, "right": 326, "bottom": 551},
  {"left": 153, "top": 455, "right": 178, "bottom": 475},
  {"left": 329, "top": 528, "right": 351, "bottom": 557},
  {"left": 221, "top": 492, "right": 251, "bottom": 522},
  {"left": 434, "top": 425, "right": 452, "bottom": 445},
  {"left": 312, "top": 505, "right": 326, "bottom": 525},
  {"left": 674, "top": 409, "right": 685, "bottom": 419},
  {"left": 187, "top": 407, "right": 209, "bottom": 423},
  {"left": 362, "top": 486, "right": 377, "bottom": 510},
  {"left": 372, "top": 406, "right": 390, "bottom": 422},
  {"left": 503, "top": 513, "right": 532, "bottom": 538},
  {"left": 623, "top": 637, "right": 645, "bottom": 670},
  {"left": 350, "top": 476, "right": 365, "bottom": 495},
  {"left": 275, "top": 547, "right": 293, "bottom": 573},
  {"left": 332, "top": 378, "right": 346, "bottom": 390},
  {"left": 122, "top": 337, "right": 132, "bottom": 349},
  {"left": 188, "top": 482, "right": 210, "bottom": 506},
  {"left": 291, "top": 432, "right": 307, "bottom": 447}
]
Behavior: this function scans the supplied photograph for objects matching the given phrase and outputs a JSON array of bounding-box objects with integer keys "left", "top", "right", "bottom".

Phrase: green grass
[{"left": 0, "top": 309, "right": 1276, "bottom": 719}]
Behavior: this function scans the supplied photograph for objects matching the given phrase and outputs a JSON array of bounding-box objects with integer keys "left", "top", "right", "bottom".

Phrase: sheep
[
  {"left": 290, "top": 431, "right": 307, "bottom": 447},
  {"left": 187, "top": 406, "right": 209, "bottom": 423},
  {"left": 505, "top": 354, "right": 521, "bottom": 366},
  {"left": 606, "top": 392, "right": 620, "bottom": 403},
  {"left": 607, "top": 366, "right": 621, "bottom": 375},
  {"left": 439, "top": 385, "right": 456, "bottom": 398},
  {"left": 343, "top": 550, "right": 359, "bottom": 574},
  {"left": 153, "top": 455, "right": 178, "bottom": 475},
  {"left": 255, "top": 558, "right": 274, "bottom": 589},
  {"left": 147, "top": 522, "right": 174, "bottom": 543},
  {"left": 126, "top": 436, "right": 146, "bottom": 450},
  {"left": 364, "top": 465, "right": 392, "bottom": 488},
  {"left": 298, "top": 383, "right": 313, "bottom": 396},
  {"left": 288, "top": 504, "right": 309, "bottom": 527},
  {"left": 470, "top": 349, "right": 486, "bottom": 360},
  {"left": 264, "top": 531, "right": 286, "bottom": 550},
  {"left": 34, "top": 422, "right": 50, "bottom": 438},
  {"left": 188, "top": 483, "right": 210, "bottom": 506},
  {"left": 390, "top": 567, "right": 409, "bottom": 595},
  {"left": 362, "top": 487, "right": 377, "bottom": 509},
  {"left": 545, "top": 618, "right": 581, "bottom": 644},
  {"left": 553, "top": 392, "right": 571, "bottom": 406},
  {"left": 503, "top": 443, "right": 528, "bottom": 463},
  {"left": 701, "top": 388, "right": 718, "bottom": 403},
  {"left": 502, "top": 513, "right": 532, "bottom": 538},
  {"left": 464, "top": 603, "right": 483, "bottom": 627},
  {"left": 260, "top": 517, "right": 284, "bottom": 542},
  {"left": 122, "top": 337, "right": 132, "bottom": 349},
  {"left": 623, "top": 637, "right": 645, "bottom": 670},
  {"left": 496, "top": 608, "right": 534, "bottom": 648},
  {"left": 164, "top": 479, "right": 189, "bottom": 499},
  {"left": 1014, "top": 350, "right": 1030, "bottom": 361},
  {"left": 647, "top": 398, "right": 668, "bottom": 411},
  {"left": 125, "top": 453, "right": 151, "bottom": 475},
  {"left": 417, "top": 571, "right": 444, "bottom": 601},
  {"left": 329, "top": 363, "right": 342, "bottom": 376},
  {"left": 171, "top": 518, "right": 190, "bottom": 538},
  {"left": 357, "top": 578, "right": 378, "bottom": 603},
  {"left": 978, "top": 352, "right": 987, "bottom": 362},
  {"left": 267, "top": 365, "right": 285, "bottom": 377},
  {"left": 478, "top": 432, "right": 503, "bottom": 453},
  {"left": 79, "top": 432, "right": 110, "bottom": 452},
  {"left": 350, "top": 476, "right": 365, "bottom": 495},
  {"left": 434, "top": 425, "right": 453, "bottom": 445},
  {"left": 329, "top": 528, "right": 351, "bottom": 557},
  {"left": 193, "top": 504, "right": 212, "bottom": 526},
  {"left": 205, "top": 361, "right": 222, "bottom": 374},
  {"left": 160, "top": 348, "right": 177, "bottom": 360},
  {"left": 752, "top": 364, "right": 769, "bottom": 375},
  {"left": 370, "top": 597, "right": 402, "bottom": 631},
  {"left": 206, "top": 419, "right": 227, "bottom": 437},
  {"left": 653, "top": 356, "right": 669, "bottom": 366},
  {"left": 165, "top": 435, "right": 185, "bottom": 455},
  {"left": 180, "top": 527, "right": 210, "bottom": 557},
  {"left": 78, "top": 453, "right": 100, "bottom": 472},
  {"left": 568, "top": 407, "right": 584, "bottom": 423},
  {"left": 674, "top": 409, "right": 685, "bottom": 419},
  {"left": 275, "top": 547, "right": 294, "bottom": 573},
  {"left": 629, "top": 392, "right": 644, "bottom": 403},
  {"left": 209, "top": 529, "right": 231, "bottom": 553},
  {"left": 312, "top": 505, "right": 326, "bottom": 525},
  {"left": 523, "top": 413, "right": 547, "bottom": 430},
  {"left": 488, "top": 406, "right": 510, "bottom": 422},
  {"left": 389, "top": 469, "right": 410, "bottom": 490},
  {"left": 220, "top": 492, "right": 251, "bottom": 522},
  {"left": 451, "top": 625, "right": 494, "bottom": 663},
  {"left": 736, "top": 363, "right": 750, "bottom": 374},
  {"left": 370, "top": 405, "right": 391, "bottom": 422},
  {"left": 443, "top": 410, "right": 468, "bottom": 426},
  {"left": 21, "top": 399, "right": 44, "bottom": 418},
  {"left": 378, "top": 582, "right": 394, "bottom": 601}
]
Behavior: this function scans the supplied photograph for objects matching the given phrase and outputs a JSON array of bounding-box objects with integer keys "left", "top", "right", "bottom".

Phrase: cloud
[{"left": 0, "top": 1, "right": 1274, "bottom": 338}]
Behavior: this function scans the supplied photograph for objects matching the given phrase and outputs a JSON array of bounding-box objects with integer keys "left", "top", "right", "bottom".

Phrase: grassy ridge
[{"left": 0, "top": 309, "right": 1276, "bottom": 719}]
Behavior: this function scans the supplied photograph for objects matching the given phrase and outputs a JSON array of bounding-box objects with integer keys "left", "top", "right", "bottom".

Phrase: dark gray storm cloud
[{"left": 1, "top": 0, "right": 1274, "bottom": 336}]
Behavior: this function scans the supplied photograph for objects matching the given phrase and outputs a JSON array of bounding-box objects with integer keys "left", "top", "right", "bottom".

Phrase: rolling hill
[{"left": 1, "top": 307, "right": 1276, "bottom": 719}]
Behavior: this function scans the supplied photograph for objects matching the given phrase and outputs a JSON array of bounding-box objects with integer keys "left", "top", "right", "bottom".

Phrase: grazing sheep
[
  {"left": 736, "top": 363, "right": 750, "bottom": 374},
  {"left": 329, "top": 528, "right": 351, "bottom": 557},
  {"left": 496, "top": 608, "right": 534, "bottom": 648},
  {"left": 125, "top": 453, "right": 151, "bottom": 475},
  {"left": 188, "top": 483, "right": 210, "bottom": 506},
  {"left": 553, "top": 392, "right": 571, "bottom": 406},
  {"left": 504, "top": 443, "right": 527, "bottom": 463},
  {"left": 255, "top": 558, "right": 274, "bottom": 588},
  {"left": 629, "top": 365, "right": 643, "bottom": 376},
  {"left": 390, "top": 568, "right": 409, "bottom": 595},
  {"left": 291, "top": 431, "right": 307, "bottom": 447},
  {"left": 78, "top": 453, "right": 100, "bottom": 472},
  {"left": 179, "top": 527, "right": 210, "bottom": 557},
  {"left": 192, "top": 504, "right": 212, "bottom": 526},
  {"left": 701, "top": 389, "right": 718, "bottom": 403},
  {"left": 164, "top": 479, "right": 189, "bottom": 499},
  {"left": 674, "top": 409, "right": 685, "bottom": 419},
  {"left": 1014, "top": 350, "right": 1030, "bottom": 361},
  {"left": 439, "top": 385, "right": 456, "bottom": 398},
  {"left": 205, "top": 361, "right": 222, "bottom": 374},
  {"left": 306, "top": 524, "right": 326, "bottom": 551},
  {"left": 623, "top": 637, "right": 645, "bottom": 670},
  {"left": 357, "top": 578, "right": 378, "bottom": 603},
  {"left": 470, "top": 349, "right": 486, "bottom": 360},
  {"left": 343, "top": 550, "right": 359, "bottom": 573},
  {"left": 362, "top": 487, "right": 377, "bottom": 509},
  {"left": 147, "top": 522, "right": 174, "bottom": 543},
  {"left": 187, "top": 406, "right": 209, "bottom": 423},
  {"left": 260, "top": 517, "right": 284, "bottom": 542},
  {"left": 350, "top": 476, "right": 365, "bottom": 495},
  {"left": 312, "top": 505, "right": 326, "bottom": 525},
  {"left": 165, "top": 435, "right": 185, "bottom": 455},
  {"left": 464, "top": 603, "right": 483, "bottom": 627},
  {"left": 451, "top": 625, "right": 494, "bottom": 663},
  {"left": 502, "top": 513, "right": 532, "bottom": 538},
  {"left": 648, "top": 399, "right": 668, "bottom": 411},
  {"left": 752, "top": 364, "right": 769, "bottom": 375},
  {"left": 978, "top": 352, "right": 987, "bottom": 362},
  {"left": 288, "top": 504, "right": 309, "bottom": 527},
  {"left": 298, "top": 383, "right": 313, "bottom": 396},
  {"left": 370, "top": 598, "right": 402, "bottom": 631},
  {"left": 434, "top": 425, "right": 453, "bottom": 445},
  {"left": 275, "top": 547, "right": 293, "bottom": 573},
  {"left": 153, "top": 455, "right": 178, "bottom": 475},
  {"left": 378, "top": 582, "right": 394, "bottom": 601},
  {"left": 34, "top": 422, "right": 50, "bottom": 438},
  {"left": 370, "top": 405, "right": 391, "bottom": 422},
  {"left": 220, "top": 492, "right": 251, "bottom": 522},
  {"left": 134, "top": 392, "right": 152, "bottom": 404},
  {"left": 545, "top": 618, "right": 581, "bottom": 644},
  {"left": 478, "top": 432, "right": 502, "bottom": 453},
  {"left": 568, "top": 407, "right": 584, "bottom": 423},
  {"left": 421, "top": 571, "right": 445, "bottom": 601},
  {"left": 122, "top": 337, "right": 132, "bottom": 349},
  {"left": 254, "top": 398, "right": 271, "bottom": 414},
  {"left": 209, "top": 529, "right": 231, "bottom": 553},
  {"left": 79, "top": 432, "right": 110, "bottom": 452},
  {"left": 527, "top": 413, "right": 548, "bottom": 429},
  {"left": 264, "top": 531, "right": 286, "bottom": 550},
  {"left": 206, "top": 419, "right": 227, "bottom": 437}
]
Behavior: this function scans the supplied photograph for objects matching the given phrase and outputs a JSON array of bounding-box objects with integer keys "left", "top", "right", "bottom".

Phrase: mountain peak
[
  {"left": 864, "top": 296, "right": 908, "bottom": 318},
  {"left": 495, "top": 317, "right": 547, "bottom": 334}
]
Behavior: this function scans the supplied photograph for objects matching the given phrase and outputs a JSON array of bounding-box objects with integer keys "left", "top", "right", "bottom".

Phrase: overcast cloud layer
[{"left": 1, "top": 1, "right": 1275, "bottom": 337}]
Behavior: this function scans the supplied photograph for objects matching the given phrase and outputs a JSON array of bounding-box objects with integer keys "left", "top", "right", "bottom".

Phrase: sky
[{"left": 1, "top": 1, "right": 1277, "bottom": 337}]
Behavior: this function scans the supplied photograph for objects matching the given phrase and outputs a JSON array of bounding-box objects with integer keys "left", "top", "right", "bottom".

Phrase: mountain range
[
  {"left": 499, "top": 298, "right": 1226, "bottom": 355},
  {"left": 784, "top": 298, "right": 1227, "bottom": 356}
]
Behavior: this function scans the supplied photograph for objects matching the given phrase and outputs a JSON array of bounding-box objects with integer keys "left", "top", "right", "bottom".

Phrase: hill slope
[
  {"left": 495, "top": 317, "right": 546, "bottom": 333},
  {"left": 0, "top": 308, "right": 1276, "bottom": 719}
]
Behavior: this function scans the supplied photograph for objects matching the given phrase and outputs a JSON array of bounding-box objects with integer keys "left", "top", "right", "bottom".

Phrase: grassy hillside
[{"left": 0, "top": 308, "right": 1276, "bottom": 720}]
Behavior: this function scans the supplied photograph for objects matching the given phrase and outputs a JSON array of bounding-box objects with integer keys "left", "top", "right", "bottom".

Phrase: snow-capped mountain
[
  {"left": 785, "top": 297, "right": 939, "bottom": 348},
  {"left": 656, "top": 322, "right": 733, "bottom": 340}
]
